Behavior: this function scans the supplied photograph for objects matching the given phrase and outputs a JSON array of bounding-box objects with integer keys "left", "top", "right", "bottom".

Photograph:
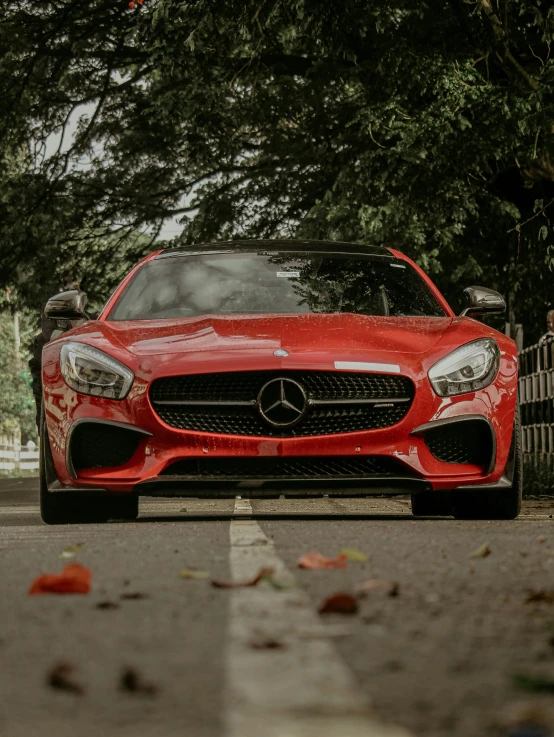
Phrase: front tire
[
  {"left": 452, "top": 403, "right": 523, "bottom": 520},
  {"left": 40, "top": 411, "right": 138, "bottom": 524},
  {"left": 411, "top": 491, "right": 453, "bottom": 517}
]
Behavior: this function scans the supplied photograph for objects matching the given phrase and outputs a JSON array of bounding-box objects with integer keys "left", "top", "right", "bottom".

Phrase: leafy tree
[{"left": 1, "top": 1, "right": 554, "bottom": 341}]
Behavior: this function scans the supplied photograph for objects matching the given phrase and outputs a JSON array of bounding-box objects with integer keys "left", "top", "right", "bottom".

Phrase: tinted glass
[{"left": 108, "top": 252, "right": 446, "bottom": 320}]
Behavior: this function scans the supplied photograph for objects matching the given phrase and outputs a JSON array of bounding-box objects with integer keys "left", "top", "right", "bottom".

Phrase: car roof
[{"left": 156, "top": 239, "right": 394, "bottom": 260}]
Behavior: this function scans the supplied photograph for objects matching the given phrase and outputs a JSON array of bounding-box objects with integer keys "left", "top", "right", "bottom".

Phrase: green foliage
[
  {"left": 1, "top": 1, "right": 554, "bottom": 340},
  {"left": 0, "top": 312, "right": 37, "bottom": 443}
]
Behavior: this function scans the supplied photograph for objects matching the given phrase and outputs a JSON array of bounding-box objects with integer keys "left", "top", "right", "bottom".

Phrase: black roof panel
[{"left": 157, "top": 239, "right": 393, "bottom": 260}]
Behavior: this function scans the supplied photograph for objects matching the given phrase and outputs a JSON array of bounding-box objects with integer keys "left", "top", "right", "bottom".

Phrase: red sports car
[{"left": 40, "top": 240, "right": 521, "bottom": 524}]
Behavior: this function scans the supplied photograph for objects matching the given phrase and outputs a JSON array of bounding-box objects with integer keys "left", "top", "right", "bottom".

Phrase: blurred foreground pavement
[{"left": 1, "top": 478, "right": 554, "bottom": 737}]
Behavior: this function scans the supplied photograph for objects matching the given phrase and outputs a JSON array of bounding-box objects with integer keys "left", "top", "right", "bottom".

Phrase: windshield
[{"left": 107, "top": 252, "right": 446, "bottom": 321}]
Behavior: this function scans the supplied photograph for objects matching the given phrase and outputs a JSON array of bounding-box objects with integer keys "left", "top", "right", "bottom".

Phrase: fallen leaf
[
  {"left": 47, "top": 662, "right": 84, "bottom": 694},
  {"left": 355, "top": 579, "right": 400, "bottom": 598},
  {"left": 513, "top": 673, "right": 554, "bottom": 693},
  {"left": 119, "top": 667, "right": 157, "bottom": 696},
  {"left": 29, "top": 564, "right": 91, "bottom": 595},
  {"left": 248, "top": 634, "right": 285, "bottom": 649},
  {"left": 297, "top": 553, "right": 348, "bottom": 570},
  {"left": 120, "top": 592, "right": 149, "bottom": 600},
  {"left": 260, "top": 571, "right": 289, "bottom": 590},
  {"left": 526, "top": 590, "right": 554, "bottom": 604},
  {"left": 179, "top": 569, "right": 209, "bottom": 580},
  {"left": 95, "top": 601, "right": 120, "bottom": 610},
  {"left": 470, "top": 543, "right": 491, "bottom": 559},
  {"left": 339, "top": 548, "right": 369, "bottom": 562},
  {"left": 211, "top": 567, "right": 275, "bottom": 588},
  {"left": 319, "top": 592, "right": 359, "bottom": 615},
  {"left": 64, "top": 544, "right": 85, "bottom": 553},
  {"left": 538, "top": 534, "right": 548, "bottom": 543}
]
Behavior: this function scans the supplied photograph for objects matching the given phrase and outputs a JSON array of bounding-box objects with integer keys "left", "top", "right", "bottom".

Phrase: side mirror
[
  {"left": 44, "top": 289, "right": 88, "bottom": 319},
  {"left": 459, "top": 286, "right": 506, "bottom": 317}
]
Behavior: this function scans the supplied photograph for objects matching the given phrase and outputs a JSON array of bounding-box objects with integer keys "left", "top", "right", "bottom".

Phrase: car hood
[{"left": 97, "top": 313, "right": 453, "bottom": 357}]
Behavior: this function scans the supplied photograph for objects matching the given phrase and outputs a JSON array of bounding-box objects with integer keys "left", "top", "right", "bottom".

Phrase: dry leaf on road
[
  {"left": 29, "top": 563, "right": 91, "bottom": 595},
  {"left": 297, "top": 552, "right": 348, "bottom": 569},
  {"left": 47, "top": 662, "right": 84, "bottom": 694},
  {"left": 180, "top": 569, "right": 210, "bottom": 580},
  {"left": 525, "top": 589, "right": 554, "bottom": 604},
  {"left": 120, "top": 592, "right": 149, "bottom": 600},
  {"left": 211, "top": 567, "right": 275, "bottom": 588},
  {"left": 339, "top": 548, "right": 370, "bottom": 562},
  {"left": 248, "top": 633, "right": 285, "bottom": 649},
  {"left": 470, "top": 543, "right": 491, "bottom": 558},
  {"left": 119, "top": 667, "right": 157, "bottom": 696},
  {"left": 319, "top": 592, "right": 359, "bottom": 615}
]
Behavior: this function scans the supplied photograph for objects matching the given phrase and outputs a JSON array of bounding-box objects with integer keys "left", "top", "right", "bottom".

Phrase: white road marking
[
  {"left": 233, "top": 497, "right": 253, "bottom": 516},
  {"left": 223, "top": 498, "right": 411, "bottom": 737}
]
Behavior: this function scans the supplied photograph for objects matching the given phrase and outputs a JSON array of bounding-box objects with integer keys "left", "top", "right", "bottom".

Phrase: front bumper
[{"left": 43, "top": 356, "right": 518, "bottom": 497}]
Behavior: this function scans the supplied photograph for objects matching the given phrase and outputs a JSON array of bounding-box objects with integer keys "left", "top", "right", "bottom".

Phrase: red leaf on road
[
  {"left": 211, "top": 566, "right": 275, "bottom": 588},
  {"left": 29, "top": 563, "right": 91, "bottom": 595},
  {"left": 319, "top": 592, "right": 359, "bottom": 614},
  {"left": 297, "top": 552, "right": 348, "bottom": 569}
]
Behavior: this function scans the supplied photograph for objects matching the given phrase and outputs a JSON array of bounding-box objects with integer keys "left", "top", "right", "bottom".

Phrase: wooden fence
[
  {"left": 0, "top": 436, "right": 39, "bottom": 475},
  {"left": 518, "top": 337, "right": 554, "bottom": 493},
  {"left": 519, "top": 337, "right": 554, "bottom": 454}
]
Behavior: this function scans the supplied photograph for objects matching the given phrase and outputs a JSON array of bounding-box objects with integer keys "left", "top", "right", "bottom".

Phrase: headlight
[
  {"left": 60, "top": 342, "right": 134, "bottom": 399},
  {"left": 428, "top": 338, "right": 500, "bottom": 397}
]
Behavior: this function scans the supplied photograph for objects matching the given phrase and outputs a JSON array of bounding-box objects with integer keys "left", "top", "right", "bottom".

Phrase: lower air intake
[
  {"left": 423, "top": 419, "right": 494, "bottom": 468},
  {"left": 69, "top": 422, "right": 143, "bottom": 472},
  {"left": 160, "top": 455, "right": 413, "bottom": 479}
]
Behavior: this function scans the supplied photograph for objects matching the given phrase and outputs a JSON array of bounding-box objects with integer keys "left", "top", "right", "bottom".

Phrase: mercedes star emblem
[{"left": 257, "top": 377, "right": 307, "bottom": 428}]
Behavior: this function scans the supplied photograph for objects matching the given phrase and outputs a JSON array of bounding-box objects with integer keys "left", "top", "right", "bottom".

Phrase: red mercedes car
[{"left": 39, "top": 240, "right": 521, "bottom": 524}]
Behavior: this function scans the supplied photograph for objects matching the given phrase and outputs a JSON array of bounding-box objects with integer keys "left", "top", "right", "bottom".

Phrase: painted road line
[
  {"left": 233, "top": 497, "right": 253, "bottom": 516},
  {"left": 223, "top": 498, "right": 411, "bottom": 737}
]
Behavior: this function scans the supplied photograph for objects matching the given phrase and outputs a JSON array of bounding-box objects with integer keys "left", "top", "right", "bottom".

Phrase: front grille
[
  {"left": 151, "top": 370, "right": 413, "bottom": 437},
  {"left": 70, "top": 422, "right": 143, "bottom": 472},
  {"left": 423, "top": 420, "right": 493, "bottom": 467},
  {"left": 160, "top": 455, "right": 413, "bottom": 478}
]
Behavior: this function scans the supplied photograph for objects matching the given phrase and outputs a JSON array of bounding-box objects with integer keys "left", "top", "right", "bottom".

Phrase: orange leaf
[
  {"left": 29, "top": 563, "right": 91, "bottom": 595},
  {"left": 297, "top": 552, "right": 348, "bottom": 570},
  {"left": 211, "top": 567, "right": 274, "bottom": 589},
  {"left": 319, "top": 592, "right": 358, "bottom": 614}
]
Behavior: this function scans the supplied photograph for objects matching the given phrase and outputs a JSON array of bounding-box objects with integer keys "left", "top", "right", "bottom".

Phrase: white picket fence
[{"left": 0, "top": 437, "right": 39, "bottom": 474}]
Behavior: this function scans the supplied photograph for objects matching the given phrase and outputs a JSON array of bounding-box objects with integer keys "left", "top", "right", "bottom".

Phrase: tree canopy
[{"left": 1, "top": 0, "right": 554, "bottom": 340}]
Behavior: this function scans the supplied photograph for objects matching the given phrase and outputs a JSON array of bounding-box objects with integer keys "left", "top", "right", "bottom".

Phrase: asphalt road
[{"left": 2, "top": 479, "right": 554, "bottom": 737}]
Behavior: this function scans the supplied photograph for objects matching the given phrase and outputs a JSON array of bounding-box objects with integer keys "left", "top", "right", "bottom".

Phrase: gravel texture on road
[{"left": 1, "top": 478, "right": 554, "bottom": 737}]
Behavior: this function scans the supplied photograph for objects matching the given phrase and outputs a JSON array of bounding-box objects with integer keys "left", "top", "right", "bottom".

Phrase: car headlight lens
[
  {"left": 60, "top": 342, "right": 134, "bottom": 399},
  {"left": 428, "top": 338, "right": 500, "bottom": 397}
]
